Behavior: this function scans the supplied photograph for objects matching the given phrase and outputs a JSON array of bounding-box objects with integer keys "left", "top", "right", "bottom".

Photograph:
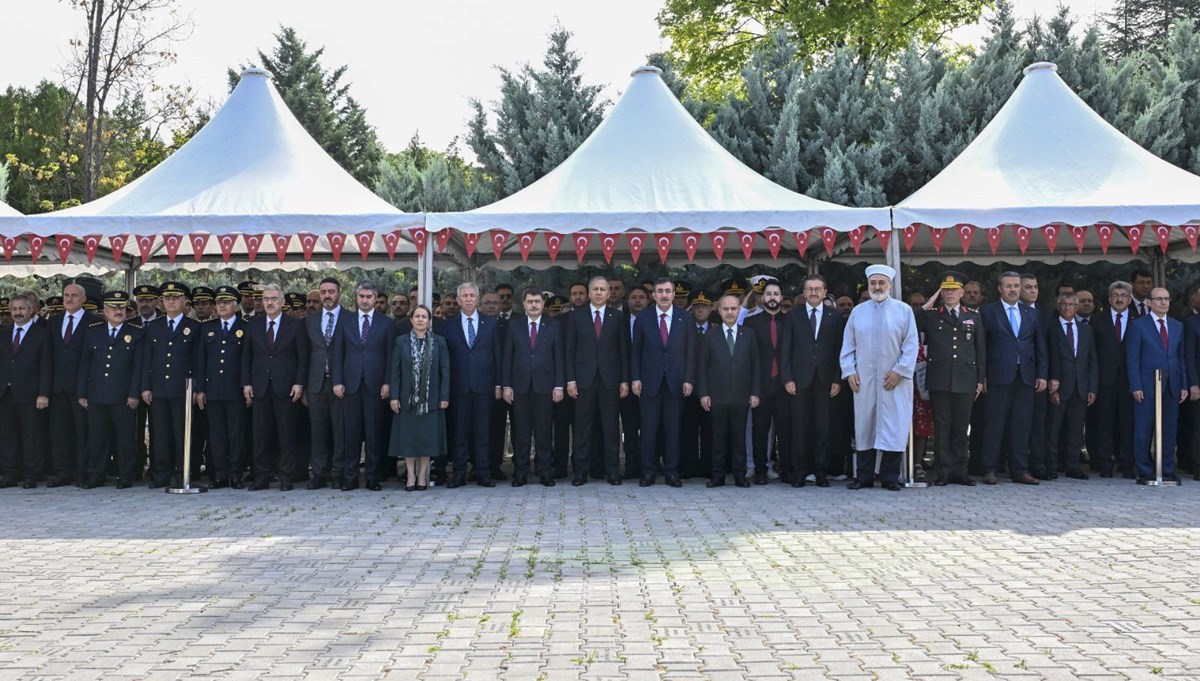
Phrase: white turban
[{"left": 865, "top": 264, "right": 896, "bottom": 280}]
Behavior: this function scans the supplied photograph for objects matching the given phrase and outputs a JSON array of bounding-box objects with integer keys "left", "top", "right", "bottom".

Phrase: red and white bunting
[
  {"left": 956, "top": 224, "right": 973, "bottom": 254},
  {"left": 490, "top": 229, "right": 509, "bottom": 260},
  {"left": 1070, "top": 225, "right": 1087, "bottom": 252},
  {"left": 655, "top": 233, "right": 674, "bottom": 263},
  {"left": 1153, "top": 224, "right": 1172, "bottom": 253},
  {"left": 847, "top": 226, "right": 866, "bottom": 254},
  {"left": 544, "top": 232, "right": 563, "bottom": 262},
  {"left": 382, "top": 231, "right": 402, "bottom": 260},
  {"left": 819, "top": 227, "right": 838, "bottom": 256},
  {"left": 986, "top": 226, "right": 1003, "bottom": 254},
  {"left": 875, "top": 228, "right": 891, "bottom": 252},
  {"left": 928, "top": 227, "right": 948, "bottom": 253},
  {"left": 1042, "top": 224, "right": 1060, "bottom": 253},
  {"left": 162, "top": 234, "right": 183, "bottom": 263},
  {"left": 217, "top": 234, "right": 237, "bottom": 262},
  {"left": 517, "top": 233, "right": 535, "bottom": 262},
  {"left": 627, "top": 233, "right": 646, "bottom": 264},
  {"left": 681, "top": 231, "right": 700, "bottom": 261},
  {"left": 599, "top": 234, "right": 618, "bottom": 263},
  {"left": 189, "top": 233, "right": 210, "bottom": 263},
  {"left": 2, "top": 236, "right": 17, "bottom": 263},
  {"left": 55, "top": 234, "right": 74, "bottom": 264},
  {"left": 327, "top": 232, "right": 347, "bottom": 262},
  {"left": 902, "top": 225, "right": 919, "bottom": 252},
  {"left": 463, "top": 232, "right": 480, "bottom": 258},
  {"left": 408, "top": 227, "right": 428, "bottom": 256},
  {"left": 28, "top": 235, "right": 47, "bottom": 262},
  {"left": 1013, "top": 226, "right": 1032, "bottom": 254},
  {"left": 435, "top": 229, "right": 451, "bottom": 253},
  {"left": 764, "top": 229, "right": 784, "bottom": 259},
  {"left": 243, "top": 234, "right": 263, "bottom": 263},
  {"left": 136, "top": 234, "right": 156, "bottom": 264},
  {"left": 1125, "top": 225, "right": 1144, "bottom": 254},
  {"left": 1095, "top": 223, "right": 1115, "bottom": 254},
  {"left": 710, "top": 232, "right": 728, "bottom": 261},
  {"left": 272, "top": 234, "right": 293, "bottom": 263},
  {"left": 83, "top": 235, "right": 102, "bottom": 263},
  {"left": 572, "top": 233, "right": 591, "bottom": 262},
  {"left": 794, "top": 230, "right": 810, "bottom": 258},
  {"left": 297, "top": 233, "right": 318, "bottom": 263},
  {"left": 109, "top": 234, "right": 128, "bottom": 264},
  {"left": 355, "top": 231, "right": 375, "bottom": 260},
  {"left": 1182, "top": 224, "right": 1199, "bottom": 251},
  {"left": 738, "top": 231, "right": 756, "bottom": 260}
]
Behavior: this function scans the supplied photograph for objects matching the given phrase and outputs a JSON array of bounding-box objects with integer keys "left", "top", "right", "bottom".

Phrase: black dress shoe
[
  {"left": 951, "top": 476, "right": 977, "bottom": 486},
  {"left": 116, "top": 480, "right": 132, "bottom": 489},
  {"left": 815, "top": 476, "right": 830, "bottom": 488},
  {"left": 79, "top": 479, "right": 97, "bottom": 490},
  {"left": 341, "top": 480, "right": 359, "bottom": 491},
  {"left": 46, "top": 477, "right": 71, "bottom": 488},
  {"left": 882, "top": 481, "right": 901, "bottom": 491},
  {"left": 572, "top": 475, "right": 588, "bottom": 487},
  {"left": 148, "top": 480, "right": 167, "bottom": 489},
  {"left": 1065, "top": 471, "right": 1089, "bottom": 480},
  {"left": 447, "top": 478, "right": 465, "bottom": 489},
  {"left": 666, "top": 477, "right": 682, "bottom": 488},
  {"left": 1136, "top": 477, "right": 1149, "bottom": 485},
  {"left": 366, "top": 481, "right": 382, "bottom": 491},
  {"left": 1168, "top": 474, "right": 1183, "bottom": 484},
  {"left": 607, "top": 476, "right": 622, "bottom": 486},
  {"left": 248, "top": 481, "right": 269, "bottom": 491},
  {"left": 791, "top": 479, "right": 805, "bottom": 488},
  {"left": 847, "top": 480, "right": 872, "bottom": 490},
  {"left": 706, "top": 479, "right": 725, "bottom": 488},
  {"left": 639, "top": 478, "right": 655, "bottom": 487},
  {"left": 733, "top": 477, "right": 751, "bottom": 488},
  {"left": 540, "top": 476, "right": 556, "bottom": 487},
  {"left": 280, "top": 482, "right": 294, "bottom": 491},
  {"left": 477, "top": 479, "right": 495, "bottom": 488},
  {"left": 306, "top": 478, "right": 327, "bottom": 490},
  {"left": 416, "top": 484, "right": 428, "bottom": 491},
  {"left": 405, "top": 485, "right": 417, "bottom": 492},
  {"left": 230, "top": 479, "right": 244, "bottom": 489},
  {"left": 934, "top": 478, "right": 949, "bottom": 486},
  {"left": 490, "top": 470, "right": 507, "bottom": 481},
  {"left": 753, "top": 472, "right": 768, "bottom": 485},
  {"left": 511, "top": 476, "right": 527, "bottom": 488},
  {"left": 209, "top": 480, "right": 229, "bottom": 490}
]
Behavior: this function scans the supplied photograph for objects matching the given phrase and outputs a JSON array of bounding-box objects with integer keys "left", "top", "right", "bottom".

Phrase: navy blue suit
[
  {"left": 631, "top": 306, "right": 695, "bottom": 481},
  {"left": 140, "top": 315, "right": 202, "bottom": 486},
  {"left": 979, "top": 301, "right": 1047, "bottom": 477},
  {"left": 501, "top": 316, "right": 565, "bottom": 478},
  {"left": 1127, "top": 314, "right": 1187, "bottom": 478},
  {"left": 48, "top": 310, "right": 100, "bottom": 482},
  {"left": 241, "top": 313, "right": 309, "bottom": 485},
  {"left": 195, "top": 317, "right": 248, "bottom": 483},
  {"left": 332, "top": 310, "right": 396, "bottom": 485},
  {"left": 78, "top": 321, "right": 144, "bottom": 483},
  {"left": 443, "top": 311, "right": 502, "bottom": 482}
]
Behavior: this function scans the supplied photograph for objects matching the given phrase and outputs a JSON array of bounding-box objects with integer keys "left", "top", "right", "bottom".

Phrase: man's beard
[
  {"left": 764, "top": 300, "right": 780, "bottom": 311},
  {"left": 869, "top": 290, "right": 890, "bottom": 303}
]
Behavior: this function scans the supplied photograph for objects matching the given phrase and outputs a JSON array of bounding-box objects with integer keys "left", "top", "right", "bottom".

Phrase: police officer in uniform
[
  {"left": 191, "top": 287, "right": 216, "bottom": 322},
  {"left": 77, "top": 291, "right": 144, "bottom": 488},
  {"left": 188, "top": 287, "right": 215, "bottom": 478},
  {"left": 132, "top": 284, "right": 160, "bottom": 479},
  {"left": 195, "top": 286, "right": 249, "bottom": 489},
  {"left": 919, "top": 272, "right": 987, "bottom": 485},
  {"left": 141, "top": 281, "right": 202, "bottom": 488}
]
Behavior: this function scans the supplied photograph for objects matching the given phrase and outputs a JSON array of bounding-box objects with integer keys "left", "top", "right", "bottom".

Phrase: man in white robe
[{"left": 840, "top": 265, "right": 919, "bottom": 490}]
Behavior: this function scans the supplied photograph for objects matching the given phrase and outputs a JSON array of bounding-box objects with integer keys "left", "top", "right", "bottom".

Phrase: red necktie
[
  {"left": 770, "top": 315, "right": 778, "bottom": 378},
  {"left": 530, "top": 321, "right": 538, "bottom": 350},
  {"left": 64, "top": 314, "right": 74, "bottom": 345},
  {"left": 1159, "top": 318, "right": 1169, "bottom": 351},
  {"left": 267, "top": 320, "right": 276, "bottom": 351},
  {"left": 12, "top": 327, "right": 21, "bottom": 354},
  {"left": 659, "top": 313, "right": 669, "bottom": 346},
  {"left": 1066, "top": 321, "right": 1075, "bottom": 357},
  {"left": 594, "top": 310, "right": 602, "bottom": 340},
  {"left": 1114, "top": 312, "right": 1122, "bottom": 341}
]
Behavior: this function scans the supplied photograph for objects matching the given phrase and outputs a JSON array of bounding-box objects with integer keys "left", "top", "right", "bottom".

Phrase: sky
[{"left": 4, "top": 0, "right": 1113, "bottom": 154}]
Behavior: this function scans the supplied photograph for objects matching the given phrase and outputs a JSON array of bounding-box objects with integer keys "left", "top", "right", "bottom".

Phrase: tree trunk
[{"left": 82, "top": 0, "right": 105, "bottom": 202}]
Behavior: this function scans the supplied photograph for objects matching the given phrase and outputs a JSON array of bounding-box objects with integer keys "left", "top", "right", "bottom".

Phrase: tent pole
[
  {"left": 1151, "top": 250, "right": 1166, "bottom": 288},
  {"left": 886, "top": 212, "right": 902, "bottom": 300},
  {"left": 125, "top": 263, "right": 137, "bottom": 293}
]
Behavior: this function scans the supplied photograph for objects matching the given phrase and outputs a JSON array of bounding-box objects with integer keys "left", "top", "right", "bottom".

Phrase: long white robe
[{"left": 840, "top": 297, "right": 919, "bottom": 452}]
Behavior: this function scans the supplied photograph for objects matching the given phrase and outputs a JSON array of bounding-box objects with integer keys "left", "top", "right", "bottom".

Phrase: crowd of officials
[{"left": 0, "top": 264, "right": 1198, "bottom": 492}]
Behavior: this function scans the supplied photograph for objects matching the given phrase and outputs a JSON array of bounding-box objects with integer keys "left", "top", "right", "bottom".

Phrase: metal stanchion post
[
  {"left": 168, "top": 378, "right": 207, "bottom": 494},
  {"left": 1147, "top": 369, "right": 1178, "bottom": 487},
  {"left": 905, "top": 425, "right": 926, "bottom": 489}
]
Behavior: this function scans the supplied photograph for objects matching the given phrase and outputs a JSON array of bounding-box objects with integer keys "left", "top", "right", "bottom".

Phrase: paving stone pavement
[{"left": 2, "top": 479, "right": 1200, "bottom": 680}]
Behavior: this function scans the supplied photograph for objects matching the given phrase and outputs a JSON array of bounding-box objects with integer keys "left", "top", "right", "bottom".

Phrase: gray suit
[{"left": 305, "top": 307, "right": 349, "bottom": 482}]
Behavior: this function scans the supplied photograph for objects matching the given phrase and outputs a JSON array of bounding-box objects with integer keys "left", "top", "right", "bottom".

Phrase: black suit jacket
[
  {"left": 241, "top": 314, "right": 309, "bottom": 398},
  {"left": 1046, "top": 317, "right": 1099, "bottom": 400},
  {"left": 195, "top": 317, "right": 249, "bottom": 401},
  {"left": 1092, "top": 309, "right": 1132, "bottom": 389},
  {"left": 77, "top": 322, "right": 144, "bottom": 404},
  {"left": 48, "top": 310, "right": 100, "bottom": 395},
  {"left": 780, "top": 304, "right": 844, "bottom": 389},
  {"left": 141, "top": 315, "right": 202, "bottom": 398},
  {"left": 742, "top": 311, "right": 788, "bottom": 390},
  {"left": 332, "top": 309, "right": 396, "bottom": 394},
  {"left": 502, "top": 316, "right": 565, "bottom": 394},
  {"left": 698, "top": 324, "right": 760, "bottom": 405},
  {"left": 564, "top": 305, "right": 628, "bottom": 391},
  {"left": 304, "top": 306, "right": 350, "bottom": 389},
  {"left": 0, "top": 322, "right": 53, "bottom": 402},
  {"left": 1185, "top": 313, "right": 1200, "bottom": 389}
]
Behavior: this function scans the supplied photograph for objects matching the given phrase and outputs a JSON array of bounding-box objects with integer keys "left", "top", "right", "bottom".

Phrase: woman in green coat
[{"left": 389, "top": 305, "right": 450, "bottom": 491}]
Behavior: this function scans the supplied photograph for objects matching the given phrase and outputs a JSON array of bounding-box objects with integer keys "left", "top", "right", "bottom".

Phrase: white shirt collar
[
  {"left": 723, "top": 322, "right": 738, "bottom": 333},
  {"left": 13, "top": 319, "right": 33, "bottom": 334},
  {"left": 808, "top": 304, "right": 822, "bottom": 314},
  {"left": 109, "top": 323, "right": 122, "bottom": 333},
  {"left": 219, "top": 315, "right": 237, "bottom": 325},
  {"left": 265, "top": 313, "right": 283, "bottom": 324},
  {"left": 1112, "top": 309, "right": 1125, "bottom": 320},
  {"left": 655, "top": 305, "right": 673, "bottom": 320},
  {"left": 1004, "top": 301, "right": 1021, "bottom": 310},
  {"left": 166, "top": 313, "right": 184, "bottom": 325},
  {"left": 527, "top": 315, "right": 541, "bottom": 326},
  {"left": 590, "top": 304, "right": 605, "bottom": 316},
  {"left": 1152, "top": 311, "right": 1169, "bottom": 323},
  {"left": 324, "top": 307, "right": 340, "bottom": 320}
]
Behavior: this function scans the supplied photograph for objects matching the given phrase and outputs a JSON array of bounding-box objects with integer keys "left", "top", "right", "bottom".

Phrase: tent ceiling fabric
[
  {"left": 428, "top": 65, "right": 888, "bottom": 236},
  {"left": 7, "top": 68, "right": 421, "bottom": 238},
  {"left": 895, "top": 62, "right": 1200, "bottom": 231}
]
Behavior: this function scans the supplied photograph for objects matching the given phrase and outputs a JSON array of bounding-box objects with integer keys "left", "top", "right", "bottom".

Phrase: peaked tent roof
[
  {"left": 0, "top": 201, "right": 19, "bottom": 217},
  {"left": 429, "top": 66, "right": 888, "bottom": 237},
  {"left": 895, "top": 62, "right": 1200, "bottom": 231},
  {"left": 12, "top": 69, "right": 421, "bottom": 242}
]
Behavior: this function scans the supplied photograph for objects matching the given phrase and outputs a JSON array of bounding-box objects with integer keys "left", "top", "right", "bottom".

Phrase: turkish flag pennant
[
  {"left": 135, "top": 234, "right": 156, "bottom": 263},
  {"left": 544, "top": 232, "right": 563, "bottom": 262},
  {"left": 27, "top": 235, "right": 47, "bottom": 262},
  {"left": 655, "top": 233, "right": 674, "bottom": 263},
  {"left": 189, "top": 233, "right": 210, "bottom": 263},
  {"left": 794, "top": 230, "right": 810, "bottom": 258},
  {"left": 681, "top": 232, "right": 700, "bottom": 261},
  {"left": 710, "top": 232, "right": 728, "bottom": 261},
  {"left": 599, "top": 234, "right": 618, "bottom": 263},
  {"left": 1042, "top": 224, "right": 1060, "bottom": 253},
  {"left": 1182, "top": 224, "right": 1199, "bottom": 251},
  {"left": 876, "top": 228, "right": 891, "bottom": 252},
  {"left": 763, "top": 229, "right": 784, "bottom": 259},
  {"left": 408, "top": 227, "right": 428, "bottom": 256},
  {"left": 55, "top": 234, "right": 74, "bottom": 264},
  {"left": 986, "top": 226, "right": 1003, "bottom": 254},
  {"left": 902, "top": 225, "right": 920, "bottom": 252},
  {"left": 738, "top": 232, "right": 756, "bottom": 260},
  {"left": 463, "top": 232, "right": 480, "bottom": 258},
  {"left": 1153, "top": 224, "right": 1172, "bottom": 253},
  {"left": 956, "top": 224, "right": 974, "bottom": 254},
  {"left": 108, "top": 234, "right": 128, "bottom": 264},
  {"left": 382, "top": 231, "right": 401, "bottom": 260},
  {"left": 518, "top": 233, "right": 535, "bottom": 262},
  {"left": 572, "top": 233, "right": 591, "bottom": 263},
  {"left": 819, "top": 227, "right": 838, "bottom": 256},
  {"left": 626, "top": 233, "right": 646, "bottom": 263},
  {"left": 297, "top": 233, "right": 318, "bottom": 263},
  {"left": 1094, "top": 223, "right": 1115, "bottom": 254},
  {"left": 435, "top": 229, "right": 451, "bottom": 253},
  {"left": 847, "top": 227, "right": 866, "bottom": 254},
  {"left": 490, "top": 229, "right": 509, "bottom": 260},
  {"left": 243, "top": 234, "right": 263, "bottom": 263},
  {"left": 272, "top": 234, "right": 293, "bottom": 263},
  {"left": 1125, "top": 225, "right": 1144, "bottom": 254},
  {"left": 217, "top": 234, "right": 237, "bottom": 262},
  {"left": 82, "top": 235, "right": 101, "bottom": 263},
  {"left": 928, "top": 227, "right": 948, "bottom": 253},
  {"left": 162, "top": 234, "right": 183, "bottom": 264},
  {"left": 327, "top": 232, "right": 347, "bottom": 262},
  {"left": 1014, "top": 226, "right": 1032, "bottom": 254},
  {"left": 355, "top": 231, "right": 375, "bottom": 260},
  {"left": 1070, "top": 225, "right": 1088, "bottom": 252},
  {"left": 2, "top": 236, "right": 18, "bottom": 263}
]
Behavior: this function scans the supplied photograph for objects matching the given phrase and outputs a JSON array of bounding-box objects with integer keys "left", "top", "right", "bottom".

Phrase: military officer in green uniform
[{"left": 77, "top": 291, "right": 144, "bottom": 488}]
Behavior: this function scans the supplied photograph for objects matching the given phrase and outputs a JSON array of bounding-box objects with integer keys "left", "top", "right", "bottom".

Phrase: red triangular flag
[
  {"left": 710, "top": 232, "right": 728, "bottom": 261},
  {"left": 272, "top": 234, "right": 293, "bottom": 263},
  {"left": 655, "top": 233, "right": 674, "bottom": 263},
  {"left": 243, "top": 234, "right": 262, "bottom": 263},
  {"left": 572, "top": 233, "right": 591, "bottom": 263},
  {"left": 28, "top": 235, "right": 47, "bottom": 262},
  {"left": 1, "top": 236, "right": 17, "bottom": 263},
  {"left": 355, "top": 231, "right": 375, "bottom": 261},
  {"left": 876, "top": 228, "right": 891, "bottom": 252},
  {"left": 681, "top": 232, "right": 700, "bottom": 262},
  {"left": 136, "top": 235, "right": 155, "bottom": 263},
  {"left": 764, "top": 229, "right": 784, "bottom": 259},
  {"left": 1095, "top": 223, "right": 1115, "bottom": 254},
  {"left": 189, "top": 233, "right": 210, "bottom": 263},
  {"left": 738, "top": 231, "right": 756, "bottom": 260},
  {"left": 794, "top": 231, "right": 810, "bottom": 258},
  {"left": 1182, "top": 224, "right": 1199, "bottom": 251},
  {"left": 1070, "top": 225, "right": 1087, "bottom": 252},
  {"left": 490, "top": 229, "right": 509, "bottom": 260},
  {"left": 1125, "top": 225, "right": 1144, "bottom": 254},
  {"left": 463, "top": 233, "right": 480, "bottom": 258},
  {"left": 55, "top": 234, "right": 74, "bottom": 263},
  {"left": 627, "top": 233, "right": 646, "bottom": 264},
  {"left": 327, "top": 232, "right": 347, "bottom": 262},
  {"left": 296, "top": 233, "right": 318, "bottom": 263},
  {"left": 435, "top": 229, "right": 451, "bottom": 253},
  {"left": 544, "top": 232, "right": 563, "bottom": 262},
  {"left": 82, "top": 235, "right": 101, "bottom": 263},
  {"left": 986, "top": 226, "right": 1003, "bottom": 254},
  {"left": 1153, "top": 224, "right": 1171, "bottom": 253},
  {"left": 956, "top": 224, "right": 974, "bottom": 254},
  {"left": 162, "top": 234, "right": 183, "bottom": 264},
  {"left": 928, "top": 227, "right": 948, "bottom": 253},
  {"left": 847, "top": 227, "right": 866, "bottom": 254},
  {"left": 217, "top": 234, "right": 237, "bottom": 262},
  {"left": 518, "top": 233, "right": 535, "bottom": 262},
  {"left": 902, "top": 225, "right": 919, "bottom": 252},
  {"left": 1014, "top": 226, "right": 1032, "bottom": 254},
  {"left": 599, "top": 234, "right": 618, "bottom": 264},
  {"left": 1042, "top": 224, "right": 1060, "bottom": 253},
  {"left": 108, "top": 235, "right": 128, "bottom": 264},
  {"left": 408, "top": 227, "right": 427, "bottom": 256},
  {"left": 819, "top": 227, "right": 837, "bottom": 256},
  {"left": 382, "top": 231, "right": 401, "bottom": 260}
]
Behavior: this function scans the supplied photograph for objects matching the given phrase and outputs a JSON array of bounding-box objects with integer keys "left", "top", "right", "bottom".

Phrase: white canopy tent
[{"left": 0, "top": 201, "right": 18, "bottom": 217}]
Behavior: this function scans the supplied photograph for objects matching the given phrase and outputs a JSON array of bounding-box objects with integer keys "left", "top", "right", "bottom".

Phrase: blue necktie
[
  {"left": 1007, "top": 306, "right": 1019, "bottom": 337},
  {"left": 467, "top": 316, "right": 476, "bottom": 348},
  {"left": 222, "top": 321, "right": 229, "bottom": 338}
]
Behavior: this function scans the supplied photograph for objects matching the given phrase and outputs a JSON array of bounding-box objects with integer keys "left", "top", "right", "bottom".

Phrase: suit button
[
  {"left": 953, "top": 355, "right": 958, "bottom": 359},
  {"left": 165, "top": 375, "right": 170, "bottom": 380},
  {"left": 104, "top": 373, "right": 109, "bottom": 377},
  {"left": 105, "top": 364, "right": 110, "bottom": 368},
  {"left": 168, "top": 341, "right": 173, "bottom": 346},
  {"left": 220, "top": 349, "right": 225, "bottom": 354},
  {"left": 219, "top": 360, "right": 224, "bottom": 364},
  {"left": 219, "top": 370, "right": 223, "bottom": 374}
]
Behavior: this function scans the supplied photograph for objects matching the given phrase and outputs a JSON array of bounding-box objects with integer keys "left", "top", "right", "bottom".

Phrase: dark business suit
[
  {"left": 1091, "top": 309, "right": 1136, "bottom": 476},
  {"left": 502, "top": 316, "right": 565, "bottom": 479},
  {"left": 1046, "top": 316, "right": 1099, "bottom": 476},
  {"left": 489, "top": 313, "right": 515, "bottom": 479},
  {"left": 680, "top": 322, "right": 714, "bottom": 478},
  {"left": 0, "top": 322, "right": 53, "bottom": 483},
  {"left": 744, "top": 311, "right": 790, "bottom": 480},
  {"left": 241, "top": 313, "right": 309, "bottom": 486},
  {"left": 618, "top": 310, "right": 641, "bottom": 479},
  {"left": 77, "top": 322, "right": 144, "bottom": 483},
  {"left": 781, "top": 304, "right": 845, "bottom": 482},
  {"left": 980, "top": 301, "right": 1046, "bottom": 477},
  {"left": 564, "top": 305, "right": 629, "bottom": 480},
  {"left": 918, "top": 306, "right": 986, "bottom": 483},
  {"left": 195, "top": 317, "right": 248, "bottom": 484},
  {"left": 47, "top": 309, "right": 100, "bottom": 482},
  {"left": 1185, "top": 314, "right": 1200, "bottom": 477},
  {"left": 698, "top": 324, "right": 760, "bottom": 481},
  {"left": 332, "top": 309, "right": 396, "bottom": 486},
  {"left": 443, "top": 311, "right": 501, "bottom": 483},
  {"left": 1027, "top": 304, "right": 1056, "bottom": 475},
  {"left": 631, "top": 306, "right": 694, "bottom": 482},
  {"left": 141, "top": 315, "right": 202, "bottom": 486},
  {"left": 305, "top": 307, "right": 349, "bottom": 484},
  {"left": 1127, "top": 313, "right": 1187, "bottom": 478}
]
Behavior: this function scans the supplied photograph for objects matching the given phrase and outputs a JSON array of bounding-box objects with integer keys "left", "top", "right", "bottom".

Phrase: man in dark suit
[
  {"left": 46, "top": 282, "right": 100, "bottom": 487},
  {"left": 1044, "top": 292, "right": 1099, "bottom": 479},
  {"left": 1091, "top": 282, "right": 1136, "bottom": 477},
  {"left": 194, "top": 286, "right": 249, "bottom": 489},
  {"left": 141, "top": 282, "right": 202, "bottom": 489},
  {"left": 631, "top": 278, "right": 695, "bottom": 487},
  {"left": 0, "top": 292, "right": 53, "bottom": 488},
  {"left": 488, "top": 297, "right": 514, "bottom": 481},
  {"left": 77, "top": 291, "right": 143, "bottom": 488},
  {"left": 564, "top": 277, "right": 629, "bottom": 486},
  {"left": 502, "top": 288, "right": 565, "bottom": 487},
  {"left": 332, "top": 281, "right": 396, "bottom": 491},
  {"left": 743, "top": 278, "right": 789, "bottom": 485},
  {"left": 132, "top": 284, "right": 160, "bottom": 480},
  {"left": 442, "top": 282, "right": 501, "bottom": 488},
  {"left": 304, "top": 277, "right": 348, "bottom": 489},
  {"left": 699, "top": 294, "right": 761, "bottom": 487},
  {"left": 1185, "top": 298, "right": 1200, "bottom": 480},
  {"left": 979, "top": 271, "right": 1047, "bottom": 485},
  {"left": 781, "top": 275, "right": 845, "bottom": 488},
  {"left": 617, "top": 286, "right": 648, "bottom": 481},
  {"left": 680, "top": 291, "right": 715, "bottom": 479},
  {"left": 1127, "top": 287, "right": 1188, "bottom": 483},
  {"left": 241, "top": 284, "right": 308, "bottom": 490}
]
